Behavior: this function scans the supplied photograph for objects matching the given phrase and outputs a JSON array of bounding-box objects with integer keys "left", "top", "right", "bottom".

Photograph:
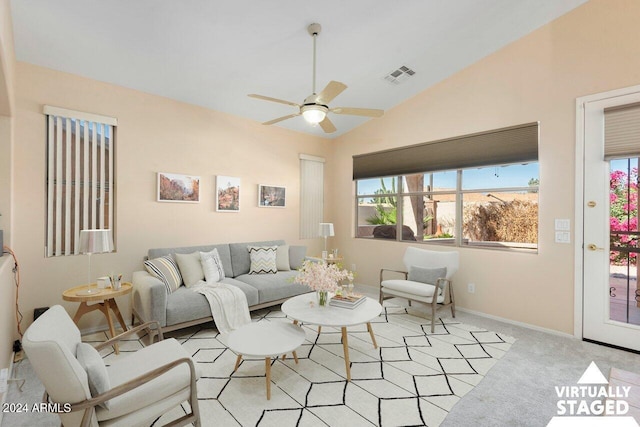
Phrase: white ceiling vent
[{"left": 383, "top": 65, "right": 416, "bottom": 85}]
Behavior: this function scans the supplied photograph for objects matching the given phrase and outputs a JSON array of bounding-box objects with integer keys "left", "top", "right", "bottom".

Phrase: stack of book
[{"left": 329, "top": 294, "right": 366, "bottom": 309}]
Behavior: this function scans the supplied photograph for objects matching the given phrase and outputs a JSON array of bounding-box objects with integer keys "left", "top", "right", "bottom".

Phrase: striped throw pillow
[
  {"left": 248, "top": 246, "right": 277, "bottom": 275},
  {"left": 144, "top": 255, "right": 182, "bottom": 294}
]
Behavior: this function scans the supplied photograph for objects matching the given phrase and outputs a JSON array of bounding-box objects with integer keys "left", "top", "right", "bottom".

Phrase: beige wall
[
  {"left": 0, "top": 0, "right": 14, "bottom": 116},
  {"left": 331, "top": 0, "right": 640, "bottom": 334},
  {"left": 13, "top": 62, "right": 329, "bottom": 332},
  {"left": 0, "top": 0, "right": 15, "bottom": 372}
]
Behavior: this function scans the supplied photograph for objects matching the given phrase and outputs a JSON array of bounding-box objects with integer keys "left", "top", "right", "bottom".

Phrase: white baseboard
[
  {"left": 455, "top": 307, "right": 577, "bottom": 339},
  {"left": 79, "top": 323, "right": 132, "bottom": 337},
  {"left": 0, "top": 352, "right": 16, "bottom": 426}
]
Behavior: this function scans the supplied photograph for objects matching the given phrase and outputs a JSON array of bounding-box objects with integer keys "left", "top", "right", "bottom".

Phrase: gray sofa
[{"left": 131, "top": 240, "right": 309, "bottom": 336}]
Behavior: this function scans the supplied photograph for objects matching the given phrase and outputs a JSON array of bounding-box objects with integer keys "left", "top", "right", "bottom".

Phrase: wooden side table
[
  {"left": 62, "top": 283, "right": 132, "bottom": 354},
  {"left": 309, "top": 255, "right": 344, "bottom": 265}
]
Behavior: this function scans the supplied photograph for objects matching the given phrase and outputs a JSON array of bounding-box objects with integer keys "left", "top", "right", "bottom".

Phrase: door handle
[{"left": 587, "top": 243, "right": 604, "bottom": 251}]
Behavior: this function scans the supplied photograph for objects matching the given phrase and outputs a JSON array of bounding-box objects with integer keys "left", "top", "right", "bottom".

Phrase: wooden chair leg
[
  {"left": 450, "top": 284, "right": 456, "bottom": 318},
  {"left": 431, "top": 299, "right": 438, "bottom": 333}
]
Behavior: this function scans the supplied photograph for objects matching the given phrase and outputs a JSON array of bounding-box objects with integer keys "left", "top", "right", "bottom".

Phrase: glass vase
[{"left": 317, "top": 290, "right": 329, "bottom": 307}]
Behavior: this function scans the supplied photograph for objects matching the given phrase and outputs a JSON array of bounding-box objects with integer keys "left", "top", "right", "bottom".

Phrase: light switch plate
[
  {"left": 555, "top": 219, "right": 571, "bottom": 231},
  {"left": 555, "top": 231, "right": 571, "bottom": 243}
]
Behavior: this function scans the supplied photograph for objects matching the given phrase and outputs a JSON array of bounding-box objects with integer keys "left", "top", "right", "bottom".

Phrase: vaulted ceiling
[{"left": 11, "top": 0, "right": 587, "bottom": 138}]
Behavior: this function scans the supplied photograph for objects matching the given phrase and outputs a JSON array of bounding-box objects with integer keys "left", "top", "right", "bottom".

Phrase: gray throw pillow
[
  {"left": 175, "top": 251, "right": 204, "bottom": 287},
  {"left": 288, "top": 245, "right": 307, "bottom": 270},
  {"left": 408, "top": 266, "right": 447, "bottom": 285},
  {"left": 76, "top": 342, "right": 111, "bottom": 409}
]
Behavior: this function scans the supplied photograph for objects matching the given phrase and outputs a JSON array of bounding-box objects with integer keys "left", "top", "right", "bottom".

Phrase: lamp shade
[
  {"left": 78, "top": 229, "right": 114, "bottom": 254},
  {"left": 318, "top": 223, "right": 334, "bottom": 238},
  {"left": 302, "top": 105, "right": 327, "bottom": 124}
]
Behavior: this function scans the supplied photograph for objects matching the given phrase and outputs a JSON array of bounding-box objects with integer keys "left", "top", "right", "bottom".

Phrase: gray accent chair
[{"left": 379, "top": 247, "right": 459, "bottom": 332}]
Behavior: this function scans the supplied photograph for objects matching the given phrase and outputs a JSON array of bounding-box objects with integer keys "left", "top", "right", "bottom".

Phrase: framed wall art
[
  {"left": 157, "top": 172, "right": 200, "bottom": 203},
  {"left": 216, "top": 175, "right": 240, "bottom": 212},
  {"left": 258, "top": 184, "right": 286, "bottom": 208}
]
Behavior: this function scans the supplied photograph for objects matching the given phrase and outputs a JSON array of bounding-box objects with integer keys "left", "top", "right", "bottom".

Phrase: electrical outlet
[
  {"left": 467, "top": 283, "right": 476, "bottom": 294},
  {"left": 351, "top": 264, "right": 356, "bottom": 271}
]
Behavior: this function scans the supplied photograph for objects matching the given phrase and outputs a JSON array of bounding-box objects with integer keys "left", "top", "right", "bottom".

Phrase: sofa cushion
[
  {"left": 144, "top": 255, "right": 182, "bottom": 294},
  {"left": 165, "top": 278, "right": 260, "bottom": 326},
  {"left": 276, "top": 245, "right": 290, "bottom": 271},
  {"left": 148, "top": 244, "right": 234, "bottom": 278},
  {"left": 248, "top": 246, "right": 277, "bottom": 274},
  {"left": 200, "top": 249, "right": 225, "bottom": 283},
  {"left": 289, "top": 245, "right": 307, "bottom": 270},
  {"left": 174, "top": 252, "right": 204, "bottom": 288},
  {"left": 76, "top": 343, "right": 110, "bottom": 409},
  {"left": 235, "top": 271, "right": 310, "bottom": 303},
  {"left": 165, "top": 287, "right": 212, "bottom": 327},
  {"left": 229, "top": 240, "right": 285, "bottom": 276},
  {"left": 381, "top": 279, "right": 442, "bottom": 299}
]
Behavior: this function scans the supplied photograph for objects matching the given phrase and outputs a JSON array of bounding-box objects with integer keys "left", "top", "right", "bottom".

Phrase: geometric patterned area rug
[{"left": 149, "top": 302, "right": 515, "bottom": 427}]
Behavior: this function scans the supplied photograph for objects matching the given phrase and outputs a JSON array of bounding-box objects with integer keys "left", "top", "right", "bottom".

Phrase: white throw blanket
[{"left": 191, "top": 281, "right": 251, "bottom": 333}]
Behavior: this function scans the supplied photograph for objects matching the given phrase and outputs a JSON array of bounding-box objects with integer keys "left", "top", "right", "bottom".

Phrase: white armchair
[
  {"left": 379, "top": 247, "right": 459, "bottom": 332},
  {"left": 22, "top": 305, "right": 201, "bottom": 427}
]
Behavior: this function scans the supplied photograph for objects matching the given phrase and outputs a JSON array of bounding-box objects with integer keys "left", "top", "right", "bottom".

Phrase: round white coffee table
[
  {"left": 227, "top": 321, "right": 305, "bottom": 399},
  {"left": 281, "top": 293, "right": 382, "bottom": 381}
]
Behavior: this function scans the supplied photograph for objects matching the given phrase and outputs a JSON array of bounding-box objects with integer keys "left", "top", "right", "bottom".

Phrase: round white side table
[{"left": 227, "top": 321, "right": 305, "bottom": 400}]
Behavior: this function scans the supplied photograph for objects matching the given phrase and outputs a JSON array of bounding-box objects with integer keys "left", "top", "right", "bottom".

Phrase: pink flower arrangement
[{"left": 294, "top": 260, "right": 353, "bottom": 292}]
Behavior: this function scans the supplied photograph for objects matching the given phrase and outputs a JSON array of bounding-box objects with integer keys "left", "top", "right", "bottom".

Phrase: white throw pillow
[
  {"left": 175, "top": 251, "right": 205, "bottom": 287},
  {"left": 200, "top": 249, "right": 226, "bottom": 283},
  {"left": 248, "top": 246, "right": 277, "bottom": 274},
  {"left": 276, "top": 245, "right": 291, "bottom": 271},
  {"left": 76, "top": 342, "right": 111, "bottom": 409}
]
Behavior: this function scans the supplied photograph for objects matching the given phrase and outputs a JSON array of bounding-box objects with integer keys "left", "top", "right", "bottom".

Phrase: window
[
  {"left": 45, "top": 106, "right": 117, "bottom": 257},
  {"left": 354, "top": 123, "right": 539, "bottom": 251}
]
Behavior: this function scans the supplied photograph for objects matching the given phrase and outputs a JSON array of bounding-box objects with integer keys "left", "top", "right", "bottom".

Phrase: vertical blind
[
  {"left": 44, "top": 106, "right": 117, "bottom": 257},
  {"left": 300, "top": 154, "right": 325, "bottom": 239},
  {"left": 604, "top": 102, "right": 640, "bottom": 159}
]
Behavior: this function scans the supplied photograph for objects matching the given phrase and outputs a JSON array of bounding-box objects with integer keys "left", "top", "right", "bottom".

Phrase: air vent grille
[{"left": 383, "top": 65, "right": 416, "bottom": 85}]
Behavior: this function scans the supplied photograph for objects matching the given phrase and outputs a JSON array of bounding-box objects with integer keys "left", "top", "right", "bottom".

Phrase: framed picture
[
  {"left": 157, "top": 172, "right": 200, "bottom": 203},
  {"left": 216, "top": 175, "right": 240, "bottom": 212},
  {"left": 258, "top": 184, "right": 286, "bottom": 208}
]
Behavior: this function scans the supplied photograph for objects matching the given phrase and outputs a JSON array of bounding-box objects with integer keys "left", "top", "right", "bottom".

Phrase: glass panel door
[{"left": 609, "top": 158, "right": 640, "bottom": 325}]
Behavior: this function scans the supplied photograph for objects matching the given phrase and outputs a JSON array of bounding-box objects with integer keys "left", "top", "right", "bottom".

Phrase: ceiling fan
[{"left": 249, "top": 23, "right": 384, "bottom": 133}]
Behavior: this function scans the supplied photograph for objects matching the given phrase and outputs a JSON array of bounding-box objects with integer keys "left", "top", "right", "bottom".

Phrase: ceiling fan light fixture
[{"left": 301, "top": 104, "right": 327, "bottom": 124}]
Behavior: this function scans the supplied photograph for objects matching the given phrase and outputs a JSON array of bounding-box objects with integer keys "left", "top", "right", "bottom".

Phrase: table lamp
[
  {"left": 78, "top": 229, "right": 114, "bottom": 284},
  {"left": 318, "top": 223, "right": 334, "bottom": 252}
]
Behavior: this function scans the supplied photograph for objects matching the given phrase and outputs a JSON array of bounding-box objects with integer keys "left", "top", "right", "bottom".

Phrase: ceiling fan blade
[
  {"left": 262, "top": 113, "right": 300, "bottom": 126},
  {"left": 331, "top": 107, "right": 384, "bottom": 118},
  {"left": 317, "top": 81, "right": 347, "bottom": 104},
  {"left": 248, "top": 94, "right": 300, "bottom": 108},
  {"left": 319, "top": 116, "right": 337, "bottom": 133}
]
